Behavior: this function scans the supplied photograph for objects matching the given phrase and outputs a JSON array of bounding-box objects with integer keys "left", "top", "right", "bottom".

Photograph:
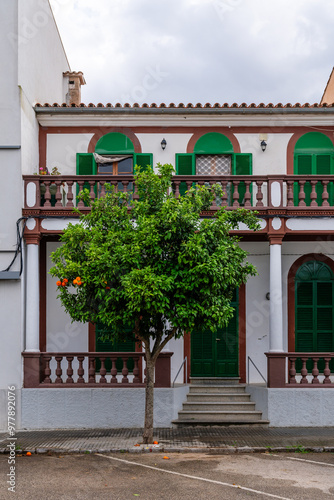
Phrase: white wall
[
  {"left": 236, "top": 133, "right": 293, "bottom": 175},
  {"left": 46, "top": 133, "right": 94, "bottom": 175},
  {"left": 18, "top": 0, "right": 70, "bottom": 106},
  {"left": 136, "top": 133, "right": 193, "bottom": 171},
  {"left": 46, "top": 242, "right": 88, "bottom": 352}
]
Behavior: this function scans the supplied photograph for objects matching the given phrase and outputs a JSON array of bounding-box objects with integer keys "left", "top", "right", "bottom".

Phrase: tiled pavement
[{"left": 1, "top": 427, "right": 334, "bottom": 453}]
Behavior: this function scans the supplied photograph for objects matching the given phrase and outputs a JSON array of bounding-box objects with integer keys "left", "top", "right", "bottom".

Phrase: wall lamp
[
  {"left": 260, "top": 140, "right": 267, "bottom": 152},
  {"left": 161, "top": 138, "right": 167, "bottom": 150}
]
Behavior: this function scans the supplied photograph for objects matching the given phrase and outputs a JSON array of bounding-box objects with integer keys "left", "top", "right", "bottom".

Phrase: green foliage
[{"left": 50, "top": 164, "right": 259, "bottom": 352}]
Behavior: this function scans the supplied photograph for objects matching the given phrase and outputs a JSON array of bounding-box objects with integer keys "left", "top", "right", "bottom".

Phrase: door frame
[
  {"left": 184, "top": 283, "right": 246, "bottom": 383},
  {"left": 288, "top": 253, "right": 334, "bottom": 351}
]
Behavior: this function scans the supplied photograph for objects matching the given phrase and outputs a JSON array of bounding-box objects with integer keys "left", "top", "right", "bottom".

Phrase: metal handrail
[
  {"left": 247, "top": 356, "right": 267, "bottom": 384},
  {"left": 172, "top": 356, "right": 187, "bottom": 387}
]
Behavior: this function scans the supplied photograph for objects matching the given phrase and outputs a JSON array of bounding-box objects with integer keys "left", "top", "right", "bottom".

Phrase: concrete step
[
  {"left": 190, "top": 377, "right": 240, "bottom": 386},
  {"left": 189, "top": 384, "right": 247, "bottom": 394},
  {"left": 177, "top": 410, "right": 264, "bottom": 422},
  {"left": 182, "top": 402, "right": 256, "bottom": 412},
  {"left": 187, "top": 393, "right": 251, "bottom": 403},
  {"left": 172, "top": 419, "right": 270, "bottom": 427}
]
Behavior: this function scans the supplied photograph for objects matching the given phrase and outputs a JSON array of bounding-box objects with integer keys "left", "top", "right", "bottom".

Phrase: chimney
[{"left": 63, "top": 71, "right": 86, "bottom": 105}]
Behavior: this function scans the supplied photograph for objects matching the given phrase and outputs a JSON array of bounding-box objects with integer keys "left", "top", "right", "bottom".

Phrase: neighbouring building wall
[{"left": 18, "top": 0, "right": 70, "bottom": 106}]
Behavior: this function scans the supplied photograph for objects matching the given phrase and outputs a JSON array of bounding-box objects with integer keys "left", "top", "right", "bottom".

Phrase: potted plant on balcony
[{"left": 35, "top": 166, "right": 62, "bottom": 206}]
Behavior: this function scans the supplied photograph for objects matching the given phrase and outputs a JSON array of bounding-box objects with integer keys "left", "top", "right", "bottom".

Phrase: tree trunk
[{"left": 142, "top": 356, "right": 155, "bottom": 444}]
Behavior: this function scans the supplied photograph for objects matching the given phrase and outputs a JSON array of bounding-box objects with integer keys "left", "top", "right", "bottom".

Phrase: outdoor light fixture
[
  {"left": 260, "top": 140, "right": 267, "bottom": 152},
  {"left": 161, "top": 138, "right": 167, "bottom": 150}
]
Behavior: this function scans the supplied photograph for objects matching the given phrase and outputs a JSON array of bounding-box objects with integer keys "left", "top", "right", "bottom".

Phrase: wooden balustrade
[
  {"left": 266, "top": 352, "right": 334, "bottom": 388},
  {"left": 23, "top": 174, "right": 334, "bottom": 213},
  {"left": 22, "top": 351, "right": 173, "bottom": 388}
]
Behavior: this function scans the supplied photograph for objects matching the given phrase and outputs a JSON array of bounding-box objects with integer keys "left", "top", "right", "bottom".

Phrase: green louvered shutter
[
  {"left": 316, "top": 154, "right": 334, "bottom": 205},
  {"left": 76, "top": 153, "right": 97, "bottom": 203},
  {"left": 175, "top": 153, "right": 194, "bottom": 196},
  {"left": 232, "top": 153, "right": 252, "bottom": 205},
  {"left": 95, "top": 324, "right": 135, "bottom": 373},
  {"left": 134, "top": 153, "right": 153, "bottom": 173}
]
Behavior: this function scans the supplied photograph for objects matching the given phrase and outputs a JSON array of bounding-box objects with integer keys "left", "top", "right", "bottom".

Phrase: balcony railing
[
  {"left": 23, "top": 351, "right": 173, "bottom": 388},
  {"left": 23, "top": 174, "right": 334, "bottom": 213},
  {"left": 266, "top": 352, "right": 334, "bottom": 387}
]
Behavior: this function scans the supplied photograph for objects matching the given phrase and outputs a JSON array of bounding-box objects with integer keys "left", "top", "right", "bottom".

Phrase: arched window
[
  {"left": 295, "top": 260, "right": 334, "bottom": 356},
  {"left": 294, "top": 132, "right": 334, "bottom": 205},
  {"left": 76, "top": 132, "right": 152, "bottom": 176},
  {"left": 175, "top": 132, "right": 252, "bottom": 202}
]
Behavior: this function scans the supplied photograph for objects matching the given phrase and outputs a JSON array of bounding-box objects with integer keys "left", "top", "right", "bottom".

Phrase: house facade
[{"left": 2, "top": 1, "right": 334, "bottom": 431}]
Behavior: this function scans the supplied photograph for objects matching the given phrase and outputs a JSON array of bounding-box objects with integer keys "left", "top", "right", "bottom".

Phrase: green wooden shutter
[
  {"left": 191, "top": 330, "right": 214, "bottom": 376},
  {"left": 134, "top": 153, "right": 153, "bottom": 173},
  {"left": 175, "top": 154, "right": 194, "bottom": 196},
  {"left": 76, "top": 153, "right": 97, "bottom": 203},
  {"left": 95, "top": 324, "right": 135, "bottom": 372},
  {"left": 232, "top": 153, "right": 252, "bottom": 205}
]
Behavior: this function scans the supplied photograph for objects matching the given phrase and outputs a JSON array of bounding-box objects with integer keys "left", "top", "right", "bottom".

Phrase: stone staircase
[{"left": 172, "top": 378, "right": 269, "bottom": 426}]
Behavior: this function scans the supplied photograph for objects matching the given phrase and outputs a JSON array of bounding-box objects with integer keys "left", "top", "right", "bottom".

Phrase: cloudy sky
[{"left": 49, "top": 0, "right": 334, "bottom": 105}]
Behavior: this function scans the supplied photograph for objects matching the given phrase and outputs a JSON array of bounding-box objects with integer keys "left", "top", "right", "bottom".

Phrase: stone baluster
[
  {"left": 66, "top": 180, "right": 74, "bottom": 208},
  {"left": 244, "top": 181, "right": 252, "bottom": 207},
  {"left": 300, "top": 357, "right": 309, "bottom": 384},
  {"left": 286, "top": 181, "right": 294, "bottom": 207},
  {"left": 289, "top": 357, "right": 297, "bottom": 384},
  {"left": 174, "top": 181, "right": 180, "bottom": 197},
  {"left": 110, "top": 357, "right": 118, "bottom": 383},
  {"left": 133, "top": 356, "right": 140, "bottom": 384},
  {"left": 232, "top": 180, "right": 240, "bottom": 208},
  {"left": 44, "top": 356, "right": 52, "bottom": 384},
  {"left": 310, "top": 180, "right": 317, "bottom": 207},
  {"left": 298, "top": 180, "right": 306, "bottom": 207},
  {"left": 323, "top": 357, "right": 332, "bottom": 384},
  {"left": 99, "top": 357, "right": 107, "bottom": 383},
  {"left": 44, "top": 180, "right": 52, "bottom": 208},
  {"left": 322, "top": 180, "right": 330, "bottom": 207},
  {"left": 311, "top": 357, "right": 320, "bottom": 384},
  {"left": 66, "top": 356, "right": 74, "bottom": 383},
  {"left": 77, "top": 356, "right": 85, "bottom": 384},
  {"left": 99, "top": 181, "right": 106, "bottom": 198},
  {"left": 255, "top": 180, "right": 264, "bottom": 207},
  {"left": 77, "top": 180, "right": 85, "bottom": 208},
  {"left": 89, "top": 181, "right": 96, "bottom": 202},
  {"left": 55, "top": 180, "right": 62, "bottom": 207},
  {"left": 122, "top": 357, "right": 129, "bottom": 383},
  {"left": 221, "top": 180, "right": 228, "bottom": 206},
  {"left": 88, "top": 356, "right": 96, "bottom": 384},
  {"left": 133, "top": 181, "right": 139, "bottom": 200},
  {"left": 55, "top": 356, "right": 63, "bottom": 383}
]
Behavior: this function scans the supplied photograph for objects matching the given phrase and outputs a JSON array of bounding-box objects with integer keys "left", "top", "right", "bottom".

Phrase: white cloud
[{"left": 49, "top": 0, "right": 334, "bottom": 104}]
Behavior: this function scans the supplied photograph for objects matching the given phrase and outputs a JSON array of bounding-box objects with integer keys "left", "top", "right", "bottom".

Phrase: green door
[
  {"left": 191, "top": 293, "right": 239, "bottom": 377},
  {"left": 295, "top": 261, "right": 334, "bottom": 370}
]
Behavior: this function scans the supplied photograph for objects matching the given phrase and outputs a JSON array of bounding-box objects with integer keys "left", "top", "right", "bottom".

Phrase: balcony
[{"left": 23, "top": 174, "right": 334, "bottom": 217}]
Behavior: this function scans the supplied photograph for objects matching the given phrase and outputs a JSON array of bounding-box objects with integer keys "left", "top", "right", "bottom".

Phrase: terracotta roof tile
[{"left": 34, "top": 102, "right": 334, "bottom": 109}]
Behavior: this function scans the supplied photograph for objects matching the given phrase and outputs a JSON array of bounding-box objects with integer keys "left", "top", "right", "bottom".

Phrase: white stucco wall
[
  {"left": 18, "top": 0, "right": 70, "bottom": 106},
  {"left": 236, "top": 133, "right": 293, "bottom": 175},
  {"left": 46, "top": 242, "right": 88, "bottom": 352},
  {"left": 46, "top": 133, "right": 94, "bottom": 175},
  {"left": 136, "top": 133, "right": 193, "bottom": 170}
]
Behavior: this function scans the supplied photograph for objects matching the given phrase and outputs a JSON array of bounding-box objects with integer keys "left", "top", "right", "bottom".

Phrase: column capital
[
  {"left": 268, "top": 235, "right": 283, "bottom": 245},
  {"left": 24, "top": 218, "right": 41, "bottom": 245},
  {"left": 24, "top": 233, "right": 41, "bottom": 245}
]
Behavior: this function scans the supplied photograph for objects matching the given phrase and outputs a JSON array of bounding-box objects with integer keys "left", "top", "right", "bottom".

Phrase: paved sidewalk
[{"left": 1, "top": 427, "right": 334, "bottom": 454}]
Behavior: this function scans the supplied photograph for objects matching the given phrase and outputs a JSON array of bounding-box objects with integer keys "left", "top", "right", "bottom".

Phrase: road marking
[
  {"left": 268, "top": 454, "right": 334, "bottom": 468},
  {"left": 96, "top": 453, "right": 293, "bottom": 500}
]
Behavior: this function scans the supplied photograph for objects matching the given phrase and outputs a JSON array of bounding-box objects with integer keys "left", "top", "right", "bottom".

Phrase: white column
[
  {"left": 25, "top": 242, "right": 40, "bottom": 352},
  {"left": 269, "top": 242, "right": 284, "bottom": 352}
]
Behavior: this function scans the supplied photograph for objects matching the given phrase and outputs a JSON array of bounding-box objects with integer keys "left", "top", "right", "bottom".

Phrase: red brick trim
[{"left": 287, "top": 253, "right": 334, "bottom": 351}]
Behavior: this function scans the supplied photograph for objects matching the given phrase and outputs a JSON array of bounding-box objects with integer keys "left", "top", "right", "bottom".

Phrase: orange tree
[{"left": 50, "top": 164, "right": 259, "bottom": 443}]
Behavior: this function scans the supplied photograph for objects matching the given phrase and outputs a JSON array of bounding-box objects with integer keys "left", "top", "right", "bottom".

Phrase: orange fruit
[
  {"left": 56, "top": 281, "right": 61, "bottom": 286},
  {"left": 153, "top": 441, "right": 158, "bottom": 445},
  {"left": 26, "top": 452, "right": 32, "bottom": 456}
]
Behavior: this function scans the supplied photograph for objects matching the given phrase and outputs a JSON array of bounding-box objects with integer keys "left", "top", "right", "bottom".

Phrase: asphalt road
[{"left": 1, "top": 451, "right": 334, "bottom": 499}]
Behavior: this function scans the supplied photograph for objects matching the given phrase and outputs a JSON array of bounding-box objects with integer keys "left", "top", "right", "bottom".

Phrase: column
[
  {"left": 269, "top": 238, "right": 284, "bottom": 352},
  {"left": 25, "top": 235, "right": 40, "bottom": 352}
]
